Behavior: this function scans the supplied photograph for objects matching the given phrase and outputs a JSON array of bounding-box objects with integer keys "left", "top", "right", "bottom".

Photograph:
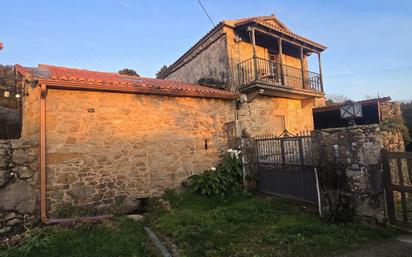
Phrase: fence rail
[
  {"left": 255, "top": 131, "right": 313, "bottom": 166},
  {"left": 238, "top": 57, "right": 323, "bottom": 93}
]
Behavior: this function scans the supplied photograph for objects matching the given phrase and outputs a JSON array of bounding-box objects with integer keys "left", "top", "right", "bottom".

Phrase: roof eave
[
  {"left": 37, "top": 79, "right": 238, "bottom": 100},
  {"left": 236, "top": 20, "right": 327, "bottom": 52}
]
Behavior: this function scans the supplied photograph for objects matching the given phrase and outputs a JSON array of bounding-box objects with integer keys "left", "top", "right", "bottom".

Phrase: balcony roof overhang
[
  {"left": 240, "top": 81, "right": 324, "bottom": 101},
  {"left": 235, "top": 20, "right": 326, "bottom": 53}
]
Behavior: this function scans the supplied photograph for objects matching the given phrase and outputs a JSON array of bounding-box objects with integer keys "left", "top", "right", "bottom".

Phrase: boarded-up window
[{"left": 274, "top": 115, "right": 285, "bottom": 133}]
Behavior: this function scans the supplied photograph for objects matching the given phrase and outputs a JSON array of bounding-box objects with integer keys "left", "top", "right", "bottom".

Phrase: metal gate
[
  {"left": 255, "top": 131, "right": 318, "bottom": 203},
  {"left": 383, "top": 150, "right": 412, "bottom": 225}
]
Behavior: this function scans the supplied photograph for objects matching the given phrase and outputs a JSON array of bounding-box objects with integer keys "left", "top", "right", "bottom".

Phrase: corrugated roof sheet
[{"left": 313, "top": 97, "right": 392, "bottom": 112}]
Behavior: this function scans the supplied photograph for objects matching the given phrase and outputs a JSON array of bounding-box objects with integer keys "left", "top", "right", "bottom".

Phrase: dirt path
[{"left": 334, "top": 235, "right": 412, "bottom": 257}]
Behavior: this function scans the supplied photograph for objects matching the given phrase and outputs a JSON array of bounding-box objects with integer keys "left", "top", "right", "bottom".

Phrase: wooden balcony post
[
  {"left": 278, "top": 38, "right": 285, "bottom": 85},
  {"left": 300, "top": 46, "right": 306, "bottom": 89},
  {"left": 317, "top": 52, "right": 324, "bottom": 92},
  {"left": 248, "top": 26, "right": 258, "bottom": 81}
]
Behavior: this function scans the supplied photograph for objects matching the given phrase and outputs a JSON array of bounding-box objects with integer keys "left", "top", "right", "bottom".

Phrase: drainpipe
[
  {"left": 39, "top": 84, "right": 112, "bottom": 224},
  {"left": 314, "top": 167, "right": 322, "bottom": 216}
]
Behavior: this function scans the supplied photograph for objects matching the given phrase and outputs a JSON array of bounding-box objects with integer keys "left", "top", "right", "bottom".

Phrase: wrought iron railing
[{"left": 237, "top": 57, "right": 323, "bottom": 93}]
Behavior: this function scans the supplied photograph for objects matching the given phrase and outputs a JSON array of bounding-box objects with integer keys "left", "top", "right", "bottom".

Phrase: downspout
[
  {"left": 40, "top": 84, "right": 47, "bottom": 223},
  {"left": 39, "top": 84, "right": 112, "bottom": 224},
  {"left": 314, "top": 167, "right": 322, "bottom": 216}
]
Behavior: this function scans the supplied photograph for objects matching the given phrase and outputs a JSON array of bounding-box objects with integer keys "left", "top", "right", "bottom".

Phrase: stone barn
[{"left": 3, "top": 64, "right": 237, "bottom": 224}]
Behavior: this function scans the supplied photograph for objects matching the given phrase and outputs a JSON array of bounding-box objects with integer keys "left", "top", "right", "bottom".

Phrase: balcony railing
[{"left": 237, "top": 57, "right": 323, "bottom": 93}]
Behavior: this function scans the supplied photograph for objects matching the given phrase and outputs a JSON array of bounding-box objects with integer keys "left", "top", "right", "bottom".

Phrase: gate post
[{"left": 382, "top": 149, "right": 396, "bottom": 224}]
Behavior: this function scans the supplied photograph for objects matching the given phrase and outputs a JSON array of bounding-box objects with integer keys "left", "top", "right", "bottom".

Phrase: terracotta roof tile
[
  {"left": 228, "top": 15, "right": 290, "bottom": 31},
  {"left": 234, "top": 18, "right": 326, "bottom": 50},
  {"left": 16, "top": 64, "right": 238, "bottom": 100}
]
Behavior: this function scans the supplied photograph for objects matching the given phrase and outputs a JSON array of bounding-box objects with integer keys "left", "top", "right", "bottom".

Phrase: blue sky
[{"left": 1, "top": 0, "right": 411, "bottom": 101}]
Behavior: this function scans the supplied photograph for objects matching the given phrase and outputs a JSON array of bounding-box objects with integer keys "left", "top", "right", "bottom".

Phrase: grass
[
  {"left": 0, "top": 217, "right": 158, "bottom": 257},
  {"left": 147, "top": 191, "right": 400, "bottom": 257},
  {"left": 0, "top": 192, "right": 401, "bottom": 257}
]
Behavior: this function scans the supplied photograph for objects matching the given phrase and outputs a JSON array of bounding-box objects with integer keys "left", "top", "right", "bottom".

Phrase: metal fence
[
  {"left": 255, "top": 131, "right": 318, "bottom": 203},
  {"left": 237, "top": 57, "right": 323, "bottom": 93}
]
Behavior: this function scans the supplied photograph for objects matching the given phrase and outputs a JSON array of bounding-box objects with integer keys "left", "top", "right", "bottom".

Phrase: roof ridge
[{"left": 37, "top": 64, "right": 146, "bottom": 80}]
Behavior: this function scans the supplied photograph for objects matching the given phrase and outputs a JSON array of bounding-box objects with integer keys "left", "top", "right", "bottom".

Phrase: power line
[{"left": 196, "top": 0, "right": 215, "bottom": 26}]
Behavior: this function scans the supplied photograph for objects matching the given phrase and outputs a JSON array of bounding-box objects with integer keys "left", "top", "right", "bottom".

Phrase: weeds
[
  {"left": 148, "top": 191, "right": 399, "bottom": 257},
  {"left": 189, "top": 152, "right": 243, "bottom": 198},
  {"left": 0, "top": 218, "right": 158, "bottom": 257}
]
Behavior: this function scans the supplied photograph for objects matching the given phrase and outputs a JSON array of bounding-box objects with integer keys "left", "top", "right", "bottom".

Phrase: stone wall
[
  {"left": 238, "top": 96, "right": 316, "bottom": 137},
  {"left": 311, "top": 125, "right": 403, "bottom": 224},
  {"left": 380, "top": 130, "right": 405, "bottom": 152},
  {"left": 21, "top": 85, "right": 41, "bottom": 140},
  {"left": 0, "top": 139, "right": 38, "bottom": 236},
  {"left": 164, "top": 30, "right": 231, "bottom": 90},
  {"left": 44, "top": 89, "right": 235, "bottom": 216},
  {"left": 380, "top": 101, "right": 402, "bottom": 121}
]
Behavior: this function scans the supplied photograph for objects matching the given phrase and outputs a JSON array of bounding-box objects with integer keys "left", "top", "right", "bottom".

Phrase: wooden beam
[
  {"left": 300, "top": 46, "right": 306, "bottom": 89},
  {"left": 278, "top": 38, "right": 285, "bottom": 85},
  {"left": 253, "top": 26, "right": 321, "bottom": 53},
  {"left": 249, "top": 27, "right": 259, "bottom": 81},
  {"left": 250, "top": 27, "right": 257, "bottom": 58},
  {"left": 317, "top": 52, "right": 324, "bottom": 92}
]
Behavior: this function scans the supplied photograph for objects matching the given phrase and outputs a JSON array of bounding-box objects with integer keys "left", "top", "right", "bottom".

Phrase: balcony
[{"left": 237, "top": 57, "right": 324, "bottom": 99}]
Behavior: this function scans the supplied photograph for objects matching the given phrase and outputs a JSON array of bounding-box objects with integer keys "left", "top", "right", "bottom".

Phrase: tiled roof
[
  {"left": 235, "top": 18, "right": 326, "bottom": 50},
  {"left": 15, "top": 64, "right": 238, "bottom": 100},
  {"left": 227, "top": 15, "right": 290, "bottom": 31},
  {"left": 313, "top": 97, "right": 392, "bottom": 112},
  {"left": 158, "top": 15, "right": 326, "bottom": 79}
]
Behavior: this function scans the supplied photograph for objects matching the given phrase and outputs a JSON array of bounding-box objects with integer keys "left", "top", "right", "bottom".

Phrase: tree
[
  {"left": 0, "top": 65, "right": 15, "bottom": 91},
  {"left": 325, "top": 94, "right": 350, "bottom": 106},
  {"left": 156, "top": 65, "right": 168, "bottom": 78},
  {"left": 118, "top": 68, "right": 139, "bottom": 77}
]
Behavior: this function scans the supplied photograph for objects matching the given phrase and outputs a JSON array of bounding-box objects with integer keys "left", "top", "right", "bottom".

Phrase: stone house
[
  {"left": 0, "top": 15, "right": 330, "bottom": 232},
  {"left": 158, "top": 15, "right": 327, "bottom": 136}
]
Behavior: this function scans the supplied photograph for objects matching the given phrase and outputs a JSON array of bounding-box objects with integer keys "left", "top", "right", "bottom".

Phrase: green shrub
[
  {"left": 380, "top": 118, "right": 411, "bottom": 143},
  {"left": 189, "top": 152, "right": 243, "bottom": 198}
]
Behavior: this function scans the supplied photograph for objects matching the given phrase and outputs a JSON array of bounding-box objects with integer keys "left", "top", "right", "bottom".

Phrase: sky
[{"left": 1, "top": 0, "right": 411, "bottom": 101}]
